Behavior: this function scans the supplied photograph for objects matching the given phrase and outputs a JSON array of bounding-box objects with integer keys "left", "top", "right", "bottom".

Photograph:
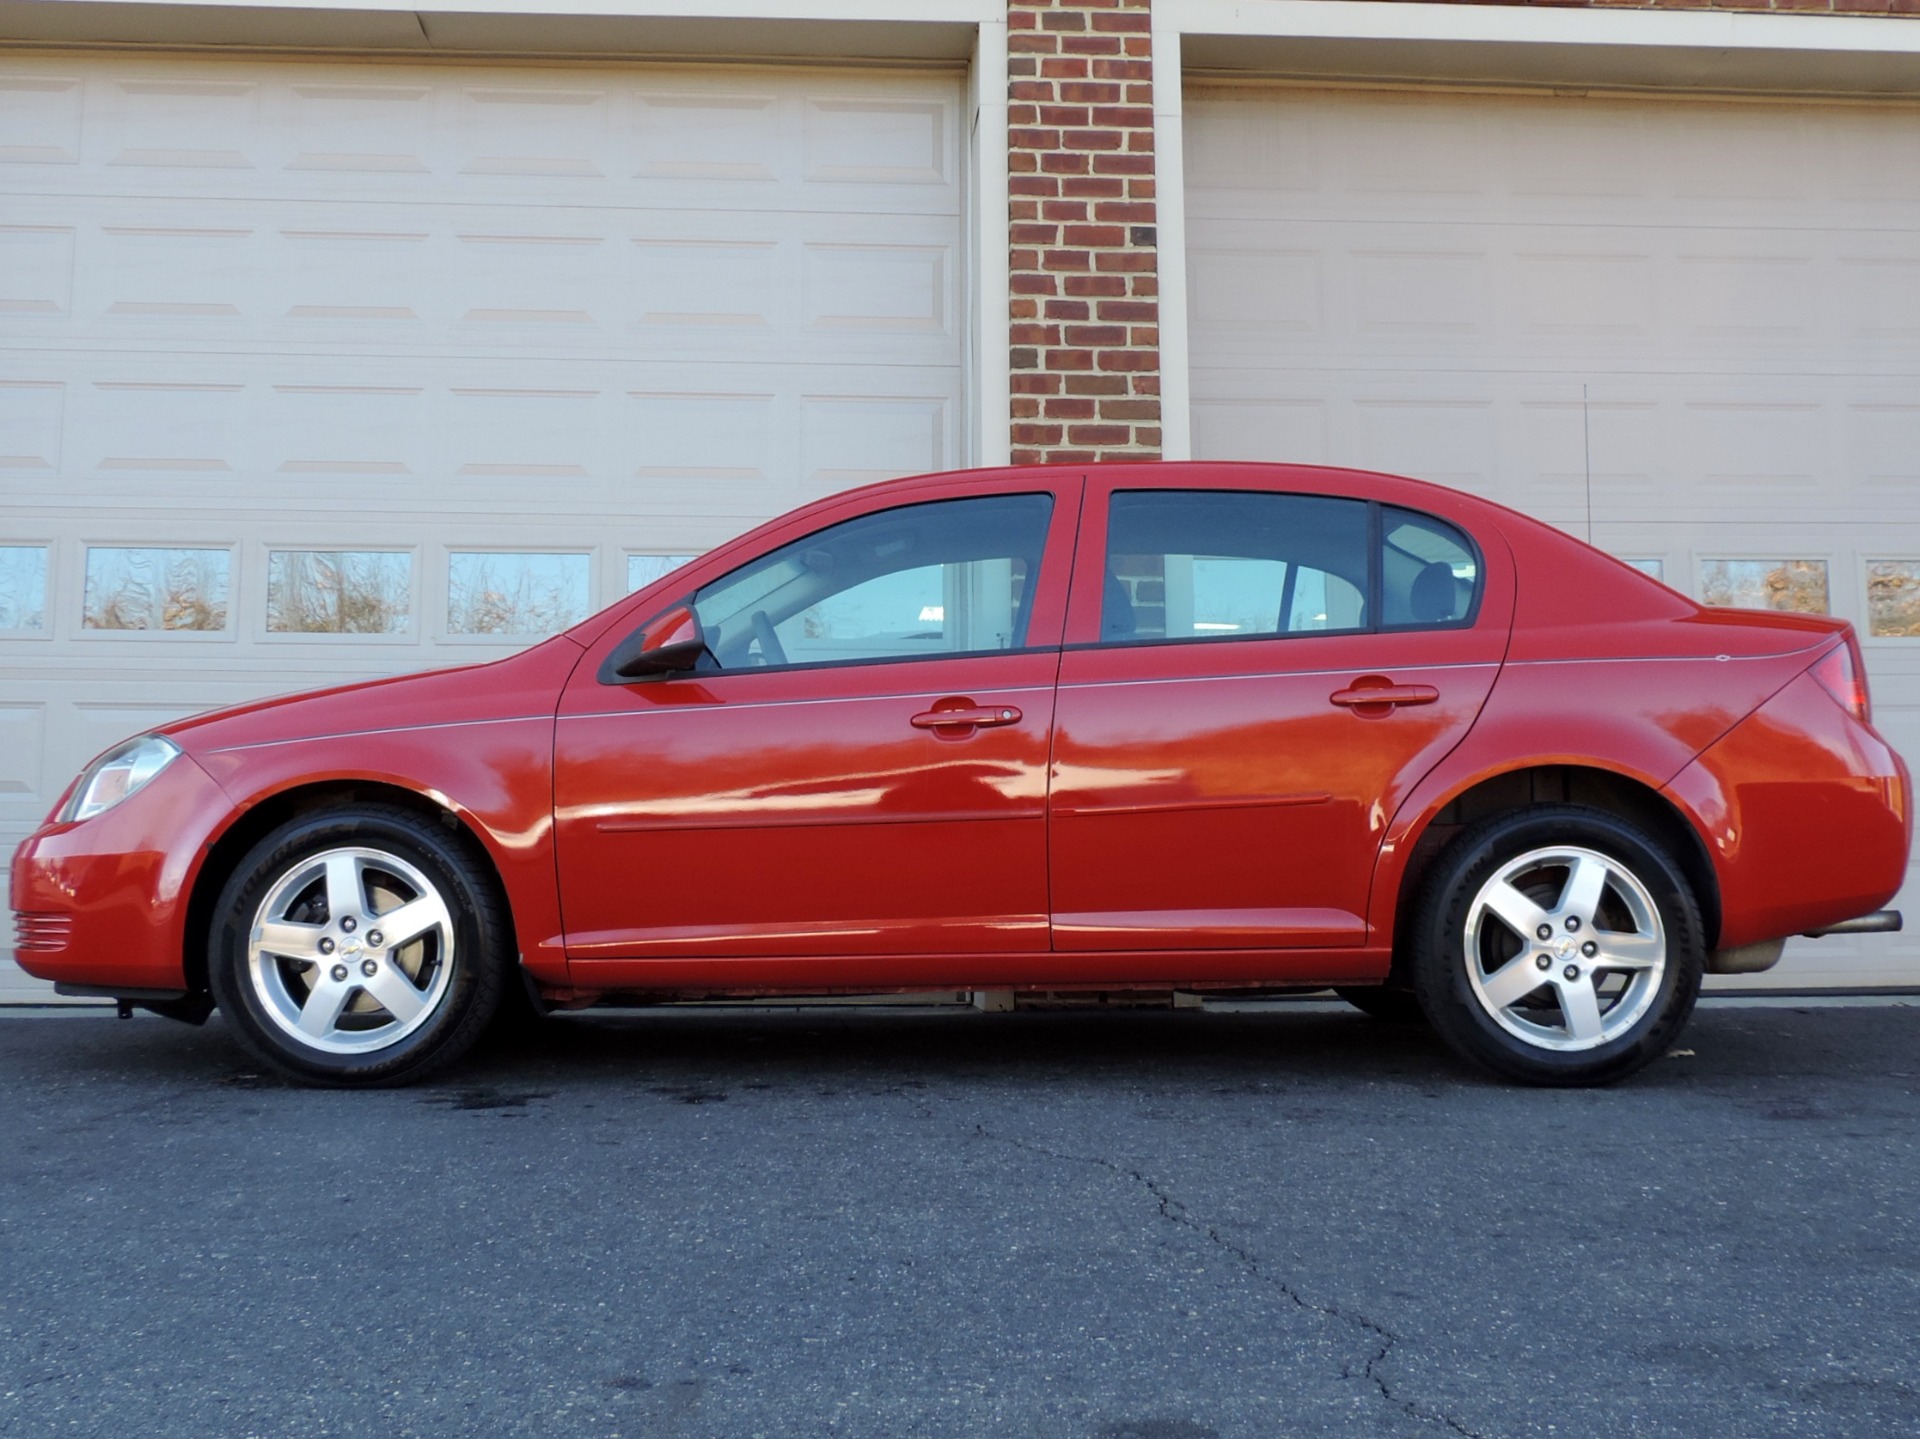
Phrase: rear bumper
[
  {"left": 1665, "top": 670, "right": 1912, "bottom": 952},
  {"left": 9, "top": 754, "right": 235, "bottom": 992}
]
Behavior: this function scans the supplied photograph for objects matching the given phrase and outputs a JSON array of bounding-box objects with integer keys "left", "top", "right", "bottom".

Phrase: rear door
[{"left": 1048, "top": 475, "right": 1512, "bottom": 954}]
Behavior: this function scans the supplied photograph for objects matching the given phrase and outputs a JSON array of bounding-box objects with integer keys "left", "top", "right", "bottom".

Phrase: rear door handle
[
  {"left": 911, "top": 705, "right": 1023, "bottom": 730},
  {"left": 1330, "top": 684, "right": 1439, "bottom": 709}
]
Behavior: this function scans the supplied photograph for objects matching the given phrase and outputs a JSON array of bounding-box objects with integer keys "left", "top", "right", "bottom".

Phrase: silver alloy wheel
[
  {"left": 1463, "top": 844, "right": 1668, "bottom": 1053},
  {"left": 245, "top": 846, "right": 456, "bottom": 1056}
]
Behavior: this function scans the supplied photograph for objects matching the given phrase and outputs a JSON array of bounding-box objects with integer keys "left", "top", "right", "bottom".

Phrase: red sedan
[{"left": 11, "top": 463, "right": 1910, "bottom": 1086}]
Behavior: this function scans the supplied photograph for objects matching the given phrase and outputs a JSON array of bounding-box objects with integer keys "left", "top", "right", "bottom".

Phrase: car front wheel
[
  {"left": 208, "top": 805, "right": 509, "bottom": 1086},
  {"left": 1409, "top": 805, "right": 1704, "bottom": 1086}
]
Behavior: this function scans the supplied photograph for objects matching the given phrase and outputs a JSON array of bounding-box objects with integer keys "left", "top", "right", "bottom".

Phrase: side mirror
[{"left": 601, "top": 604, "right": 714, "bottom": 683}]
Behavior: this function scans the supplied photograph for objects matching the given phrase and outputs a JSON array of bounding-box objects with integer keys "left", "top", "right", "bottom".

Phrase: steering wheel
[{"left": 749, "top": 609, "right": 788, "bottom": 667}]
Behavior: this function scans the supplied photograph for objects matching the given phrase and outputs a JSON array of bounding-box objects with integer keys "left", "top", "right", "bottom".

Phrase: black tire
[
  {"left": 207, "top": 804, "right": 510, "bottom": 1086},
  {"left": 1408, "top": 804, "right": 1704, "bottom": 1086},
  {"left": 1333, "top": 985, "right": 1426, "bottom": 1024}
]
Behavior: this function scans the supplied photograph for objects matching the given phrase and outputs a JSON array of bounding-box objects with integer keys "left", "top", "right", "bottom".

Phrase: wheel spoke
[
  {"left": 372, "top": 893, "right": 451, "bottom": 950},
  {"left": 255, "top": 920, "right": 326, "bottom": 962},
  {"left": 297, "top": 977, "right": 353, "bottom": 1038},
  {"left": 1481, "top": 881, "right": 1552, "bottom": 942},
  {"left": 1558, "top": 855, "right": 1610, "bottom": 928},
  {"left": 1481, "top": 957, "right": 1549, "bottom": 1010},
  {"left": 1557, "top": 975, "right": 1605, "bottom": 1042},
  {"left": 1592, "top": 930, "right": 1663, "bottom": 969},
  {"left": 324, "top": 853, "right": 364, "bottom": 924},
  {"left": 361, "top": 965, "right": 427, "bottom": 1024}
]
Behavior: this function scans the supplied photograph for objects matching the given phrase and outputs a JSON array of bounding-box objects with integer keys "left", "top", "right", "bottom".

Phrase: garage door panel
[
  {"left": 1188, "top": 84, "right": 1920, "bottom": 989},
  {"left": 0, "top": 54, "right": 965, "bottom": 999},
  {"left": 7, "top": 60, "right": 961, "bottom": 215}
]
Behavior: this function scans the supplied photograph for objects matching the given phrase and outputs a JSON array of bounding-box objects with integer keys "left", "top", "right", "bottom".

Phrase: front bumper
[{"left": 9, "top": 752, "right": 235, "bottom": 992}]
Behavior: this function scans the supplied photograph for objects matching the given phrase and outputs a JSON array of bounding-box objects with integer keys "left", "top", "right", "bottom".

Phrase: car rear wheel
[
  {"left": 1409, "top": 805, "right": 1704, "bottom": 1085},
  {"left": 208, "top": 805, "right": 509, "bottom": 1086}
]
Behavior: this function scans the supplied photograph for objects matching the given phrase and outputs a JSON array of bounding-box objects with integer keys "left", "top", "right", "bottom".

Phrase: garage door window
[
  {"left": 82, "top": 547, "right": 230, "bottom": 632},
  {"left": 267, "top": 551, "right": 413, "bottom": 634},
  {"left": 0, "top": 547, "right": 47, "bottom": 631},
  {"left": 1700, "top": 559, "right": 1829, "bottom": 615},
  {"left": 447, "top": 552, "right": 590, "bottom": 636}
]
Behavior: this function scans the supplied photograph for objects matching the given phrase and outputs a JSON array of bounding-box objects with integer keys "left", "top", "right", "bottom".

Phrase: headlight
[{"left": 58, "top": 734, "right": 183, "bottom": 823}]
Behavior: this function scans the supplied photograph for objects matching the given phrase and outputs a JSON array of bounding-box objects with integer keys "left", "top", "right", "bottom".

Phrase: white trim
[
  {"left": 970, "top": 15, "right": 1011, "bottom": 469},
  {"left": 21, "top": 0, "right": 1000, "bottom": 22},
  {"left": 1162, "top": 0, "right": 1920, "bottom": 57},
  {"left": 1150, "top": 17, "right": 1191, "bottom": 463}
]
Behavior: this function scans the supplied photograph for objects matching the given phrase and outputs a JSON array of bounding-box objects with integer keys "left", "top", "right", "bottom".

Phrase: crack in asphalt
[{"left": 973, "top": 1125, "right": 1488, "bottom": 1439}]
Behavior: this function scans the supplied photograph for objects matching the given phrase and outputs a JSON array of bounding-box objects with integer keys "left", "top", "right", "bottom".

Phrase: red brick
[
  {"left": 1134, "top": 428, "right": 1163, "bottom": 449},
  {"left": 1041, "top": 57, "right": 1092, "bottom": 78},
  {"left": 1124, "top": 83, "right": 1154, "bottom": 104},
  {"left": 1010, "top": 175, "right": 1058, "bottom": 197},
  {"left": 1043, "top": 396, "right": 1098, "bottom": 420},
  {"left": 1046, "top": 449, "right": 1100, "bottom": 464},
  {"left": 1068, "top": 424, "right": 1132, "bottom": 446},
  {"left": 1090, "top": 58, "right": 1153, "bottom": 80},
  {"left": 1097, "top": 350, "right": 1158, "bottom": 372},
  {"left": 1060, "top": 34, "right": 1126, "bottom": 56},
  {"left": 1009, "top": 127, "right": 1062, "bottom": 150},
  {"left": 1123, "top": 35, "right": 1152, "bottom": 57},
  {"left": 1010, "top": 273, "right": 1057, "bottom": 296},
  {"left": 1064, "top": 128, "right": 1126, "bottom": 151},
  {"left": 1010, "top": 247, "right": 1040, "bottom": 271},
  {"left": 1007, "top": 7, "right": 1038, "bottom": 28},
  {"left": 1126, "top": 130, "right": 1156, "bottom": 152},
  {"left": 1095, "top": 299, "right": 1158, "bottom": 322},
  {"left": 1063, "top": 274, "right": 1128, "bottom": 297},
  {"left": 1008, "top": 56, "right": 1038, "bottom": 77},
  {"left": 1010, "top": 297, "right": 1039, "bottom": 320},
  {"left": 1128, "top": 325, "right": 1159, "bottom": 346},
  {"left": 1093, "top": 249, "right": 1157, "bottom": 273},
  {"left": 1092, "top": 153, "right": 1155, "bottom": 176},
  {"left": 1099, "top": 398, "right": 1161, "bottom": 421},
  {"left": 1092, "top": 200, "right": 1157, "bottom": 223},
  {"left": 1011, "top": 395, "right": 1041, "bottom": 419},
  {"left": 1044, "top": 349, "right": 1096, "bottom": 372},
  {"left": 1065, "top": 323, "right": 1127, "bottom": 346},
  {"left": 1091, "top": 105, "right": 1152, "bottom": 127},
  {"left": 1011, "top": 322, "right": 1061, "bottom": 345},
  {"left": 1065, "top": 374, "right": 1129, "bottom": 396},
  {"left": 1011, "top": 447, "right": 1046, "bottom": 465},
  {"left": 1132, "top": 374, "right": 1161, "bottom": 397},
  {"left": 1061, "top": 175, "right": 1128, "bottom": 198},
  {"left": 1040, "top": 104, "right": 1091, "bottom": 126},
  {"left": 1009, "top": 152, "right": 1040, "bottom": 175},
  {"left": 1043, "top": 248, "right": 1093, "bottom": 271},
  {"left": 1040, "top": 151, "right": 1092, "bottom": 175},
  {"left": 1011, "top": 422, "right": 1064, "bottom": 446},
  {"left": 1011, "top": 222, "right": 1057, "bottom": 245},
  {"left": 1040, "top": 199, "right": 1091, "bottom": 221},
  {"left": 1010, "top": 80, "right": 1054, "bottom": 102},
  {"left": 1009, "top": 32, "right": 1059, "bottom": 54},
  {"left": 1044, "top": 298, "right": 1091, "bottom": 320},
  {"left": 1091, "top": 10, "right": 1152, "bottom": 30},
  {"left": 1009, "top": 347, "right": 1039, "bottom": 370},
  {"left": 1058, "top": 81, "right": 1122, "bottom": 103},
  {"left": 1008, "top": 104, "right": 1039, "bottom": 126},
  {"left": 1010, "top": 371, "right": 1061, "bottom": 395},
  {"left": 1040, "top": 9, "right": 1087, "bottom": 30},
  {"left": 1062, "top": 223, "right": 1126, "bottom": 246}
]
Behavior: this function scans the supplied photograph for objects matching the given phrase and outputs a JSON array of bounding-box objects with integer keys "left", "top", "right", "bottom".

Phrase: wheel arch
[
  {"left": 1381, "top": 763, "right": 1722, "bottom": 968},
  {"left": 180, "top": 779, "right": 511, "bottom": 996}
]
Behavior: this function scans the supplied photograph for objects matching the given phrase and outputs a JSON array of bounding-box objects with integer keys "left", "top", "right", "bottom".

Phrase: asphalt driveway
[{"left": 3, "top": 998, "right": 1917, "bottom": 1439}]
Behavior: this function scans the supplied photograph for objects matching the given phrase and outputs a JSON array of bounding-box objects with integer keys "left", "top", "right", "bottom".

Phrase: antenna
[{"left": 1581, "top": 382, "right": 1594, "bottom": 545}]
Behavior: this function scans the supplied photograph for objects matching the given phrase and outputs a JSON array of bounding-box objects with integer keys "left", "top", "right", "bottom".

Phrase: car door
[
  {"left": 554, "top": 477, "right": 1081, "bottom": 977},
  {"left": 1047, "top": 474, "right": 1513, "bottom": 955}
]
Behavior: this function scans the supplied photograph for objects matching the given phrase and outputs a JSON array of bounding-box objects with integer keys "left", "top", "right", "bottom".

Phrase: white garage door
[
  {"left": 0, "top": 53, "right": 966, "bottom": 999},
  {"left": 1185, "top": 83, "right": 1920, "bottom": 989}
]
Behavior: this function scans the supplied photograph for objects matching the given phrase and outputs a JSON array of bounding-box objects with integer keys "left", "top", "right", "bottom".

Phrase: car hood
[{"left": 156, "top": 635, "right": 586, "bottom": 758}]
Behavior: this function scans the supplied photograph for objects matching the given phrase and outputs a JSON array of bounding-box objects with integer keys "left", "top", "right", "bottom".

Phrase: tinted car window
[
  {"left": 1102, "top": 490, "right": 1370, "bottom": 643},
  {"left": 693, "top": 493, "right": 1053, "bottom": 669},
  {"left": 1381, "top": 506, "right": 1479, "bottom": 628}
]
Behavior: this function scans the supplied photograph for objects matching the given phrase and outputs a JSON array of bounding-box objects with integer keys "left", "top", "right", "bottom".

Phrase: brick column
[{"left": 1006, "top": 0, "right": 1162, "bottom": 464}]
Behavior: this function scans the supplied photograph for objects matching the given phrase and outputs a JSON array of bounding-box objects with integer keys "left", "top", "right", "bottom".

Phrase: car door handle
[
  {"left": 910, "top": 705, "right": 1023, "bottom": 730},
  {"left": 1330, "top": 684, "right": 1439, "bottom": 709}
]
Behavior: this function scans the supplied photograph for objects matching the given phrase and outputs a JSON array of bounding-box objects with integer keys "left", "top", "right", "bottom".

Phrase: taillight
[{"left": 1811, "top": 640, "right": 1870, "bottom": 724}]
